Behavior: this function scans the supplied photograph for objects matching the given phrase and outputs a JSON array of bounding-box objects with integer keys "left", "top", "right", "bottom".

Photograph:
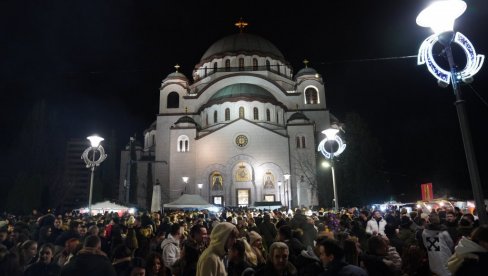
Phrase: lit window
[
  {"left": 305, "top": 87, "right": 319, "bottom": 104},
  {"left": 253, "top": 107, "right": 259, "bottom": 120},
  {"left": 167, "top": 92, "right": 179, "bottom": 108},
  {"left": 225, "top": 108, "right": 230, "bottom": 121},
  {"left": 213, "top": 110, "right": 218, "bottom": 123},
  {"left": 253, "top": 58, "right": 258, "bottom": 70},
  {"left": 177, "top": 135, "right": 190, "bottom": 152},
  {"left": 239, "top": 106, "right": 245, "bottom": 118}
]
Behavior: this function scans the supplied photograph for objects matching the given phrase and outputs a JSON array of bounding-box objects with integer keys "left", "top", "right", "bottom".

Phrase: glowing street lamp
[
  {"left": 417, "top": 0, "right": 487, "bottom": 224},
  {"left": 182, "top": 176, "right": 189, "bottom": 194},
  {"left": 197, "top": 183, "right": 203, "bottom": 196},
  {"left": 318, "top": 127, "right": 346, "bottom": 211},
  {"left": 81, "top": 135, "right": 107, "bottom": 215}
]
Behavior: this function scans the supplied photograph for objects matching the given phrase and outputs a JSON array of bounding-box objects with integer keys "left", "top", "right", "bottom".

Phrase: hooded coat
[
  {"left": 448, "top": 236, "right": 488, "bottom": 274},
  {"left": 196, "top": 222, "right": 237, "bottom": 276},
  {"left": 421, "top": 225, "right": 454, "bottom": 276}
]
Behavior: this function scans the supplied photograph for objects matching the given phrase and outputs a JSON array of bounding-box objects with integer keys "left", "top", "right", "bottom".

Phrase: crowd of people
[{"left": 0, "top": 205, "right": 487, "bottom": 276}]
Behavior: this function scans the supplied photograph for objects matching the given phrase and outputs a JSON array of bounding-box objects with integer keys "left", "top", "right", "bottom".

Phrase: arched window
[
  {"left": 213, "top": 62, "right": 218, "bottom": 72},
  {"left": 151, "top": 135, "right": 155, "bottom": 146},
  {"left": 213, "top": 110, "right": 218, "bottom": 123},
  {"left": 205, "top": 114, "right": 208, "bottom": 126},
  {"left": 296, "top": 137, "right": 301, "bottom": 148},
  {"left": 204, "top": 66, "right": 207, "bottom": 77},
  {"left": 276, "top": 63, "right": 280, "bottom": 74},
  {"left": 301, "top": 136, "right": 306, "bottom": 148},
  {"left": 225, "top": 59, "right": 230, "bottom": 71},
  {"left": 253, "top": 107, "right": 259, "bottom": 120},
  {"left": 266, "top": 60, "right": 271, "bottom": 71},
  {"left": 253, "top": 58, "right": 258, "bottom": 70},
  {"left": 266, "top": 109, "right": 271, "bottom": 121},
  {"left": 239, "top": 58, "right": 244, "bottom": 71},
  {"left": 276, "top": 111, "right": 279, "bottom": 124},
  {"left": 177, "top": 135, "right": 190, "bottom": 152},
  {"left": 305, "top": 87, "right": 319, "bottom": 104},
  {"left": 167, "top": 92, "right": 179, "bottom": 108},
  {"left": 239, "top": 106, "right": 245, "bottom": 118},
  {"left": 225, "top": 108, "right": 230, "bottom": 121}
]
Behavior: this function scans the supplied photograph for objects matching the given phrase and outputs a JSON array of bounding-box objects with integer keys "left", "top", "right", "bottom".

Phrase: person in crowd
[
  {"left": 196, "top": 222, "right": 238, "bottom": 276},
  {"left": 60, "top": 235, "right": 116, "bottom": 276},
  {"left": 54, "top": 220, "right": 82, "bottom": 253},
  {"left": 145, "top": 252, "right": 164, "bottom": 276},
  {"left": 398, "top": 216, "right": 416, "bottom": 247},
  {"left": 277, "top": 225, "right": 305, "bottom": 268},
  {"left": 24, "top": 243, "right": 61, "bottom": 276},
  {"left": 317, "top": 238, "right": 367, "bottom": 276},
  {"left": 0, "top": 246, "right": 23, "bottom": 276},
  {"left": 401, "top": 243, "right": 430, "bottom": 276},
  {"left": 448, "top": 224, "right": 488, "bottom": 275},
  {"left": 457, "top": 217, "right": 474, "bottom": 239},
  {"left": 54, "top": 237, "right": 80, "bottom": 267},
  {"left": 161, "top": 222, "right": 183, "bottom": 275},
  {"left": 384, "top": 223, "right": 405, "bottom": 256},
  {"left": 421, "top": 213, "right": 454, "bottom": 276},
  {"left": 366, "top": 210, "right": 386, "bottom": 236},
  {"left": 38, "top": 225, "right": 53, "bottom": 247},
  {"left": 112, "top": 244, "right": 132, "bottom": 275},
  {"left": 18, "top": 239, "right": 38, "bottom": 270},
  {"left": 255, "top": 242, "right": 297, "bottom": 276},
  {"left": 444, "top": 211, "right": 461, "bottom": 245},
  {"left": 361, "top": 235, "right": 399, "bottom": 275},
  {"left": 248, "top": 231, "right": 266, "bottom": 267},
  {"left": 186, "top": 224, "right": 208, "bottom": 255},
  {"left": 127, "top": 257, "right": 147, "bottom": 276},
  {"left": 228, "top": 238, "right": 255, "bottom": 276},
  {"left": 51, "top": 217, "right": 64, "bottom": 242},
  {"left": 359, "top": 210, "right": 369, "bottom": 229},
  {"left": 257, "top": 214, "right": 277, "bottom": 251}
]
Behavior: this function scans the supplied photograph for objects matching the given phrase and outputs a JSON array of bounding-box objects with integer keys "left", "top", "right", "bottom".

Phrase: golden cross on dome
[
  {"left": 235, "top": 18, "right": 248, "bottom": 32},
  {"left": 303, "top": 59, "right": 309, "bottom": 68},
  {"left": 174, "top": 64, "right": 180, "bottom": 72}
]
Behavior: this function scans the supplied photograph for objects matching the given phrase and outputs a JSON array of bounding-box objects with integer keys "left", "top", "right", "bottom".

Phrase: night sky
[{"left": 1, "top": 0, "right": 487, "bottom": 201}]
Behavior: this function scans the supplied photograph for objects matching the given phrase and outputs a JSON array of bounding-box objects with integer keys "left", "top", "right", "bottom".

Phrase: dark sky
[{"left": 1, "top": 0, "right": 487, "bottom": 200}]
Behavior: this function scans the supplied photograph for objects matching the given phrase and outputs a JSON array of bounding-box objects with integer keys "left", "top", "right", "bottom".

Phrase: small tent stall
[
  {"left": 78, "top": 201, "right": 134, "bottom": 216},
  {"left": 163, "top": 194, "right": 220, "bottom": 211}
]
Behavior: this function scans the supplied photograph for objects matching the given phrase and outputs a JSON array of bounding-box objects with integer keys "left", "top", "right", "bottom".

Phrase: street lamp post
[
  {"left": 318, "top": 127, "right": 346, "bottom": 211},
  {"left": 182, "top": 176, "right": 189, "bottom": 194},
  {"left": 416, "top": 0, "right": 487, "bottom": 224},
  {"left": 284, "top": 174, "right": 291, "bottom": 210},
  {"left": 81, "top": 135, "right": 107, "bottom": 215},
  {"left": 197, "top": 183, "right": 203, "bottom": 196}
]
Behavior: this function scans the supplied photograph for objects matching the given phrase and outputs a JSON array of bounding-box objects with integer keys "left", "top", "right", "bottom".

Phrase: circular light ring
[
  {"left": 81, "top": 145, "right": 107, "bottom": 168},
  {"left": 317, "top": 135, "right": 346, "bottom": 159},
  {"left": 418, "top": 32, "right": 485, "bottom": 85}
]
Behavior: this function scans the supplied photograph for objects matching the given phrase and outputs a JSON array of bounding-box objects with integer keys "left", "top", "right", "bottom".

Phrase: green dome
[
  {"left": 287, "top": 112, "right": 310, "bottom": 123},
  {"left": 209, "top": 83, "right": 276, "bottom": 103},
  {"left": 175, "top": 116, "right": 197, "bottom": 125}
]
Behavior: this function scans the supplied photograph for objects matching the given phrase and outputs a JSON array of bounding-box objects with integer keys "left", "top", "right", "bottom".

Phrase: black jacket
[{"left": 60, "top": 251, "right": 116, "bottom": 276}]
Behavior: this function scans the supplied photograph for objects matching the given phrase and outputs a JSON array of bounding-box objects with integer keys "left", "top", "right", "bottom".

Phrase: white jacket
[
  {"left": 161, "top": 234, "right": 180, "bottom": 269},
  {"left": 422, "top": 227, "right": 454, "bottom": 276},
  {"left": 366, "top": 218, "right": 386, "bottom": 236}
]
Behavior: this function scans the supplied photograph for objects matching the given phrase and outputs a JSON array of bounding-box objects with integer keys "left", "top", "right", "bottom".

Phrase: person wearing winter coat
[
  {"left": 421, "top": 213, "right": 454, "bottom": 276},
  {"left": 448, "top": 225, "right": 488, "bottom": 275},
  {"left": 59, "top": 235, "right": 116, "bottom": 276},
  {"left": 318, "top": 239, "right": 367, "bottom": 276},
  {"left": 366, "top": 211, "right": 387, "bottom": 236},
  {"left": 196, "top": 222, "right": 239, "bottom": 276},
  {"left": 257, "top": 214, "right": 277, "bottom": 251},
  {"left": 255, "top": 242, "right": 297, "bottom": 276},
  {"left": 161, "top": 223, "right": 183, "bottom": 274}
]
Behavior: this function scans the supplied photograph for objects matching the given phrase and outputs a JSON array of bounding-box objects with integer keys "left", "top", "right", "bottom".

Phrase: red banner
[{"left": 421, "top": 183, "right": 433, "bottom": 201}]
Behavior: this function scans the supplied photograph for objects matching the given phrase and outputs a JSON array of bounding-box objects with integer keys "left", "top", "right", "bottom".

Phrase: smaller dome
[
  {"left": 295, "top": 67, "right": 318, "bottom": 78},
  {"left": 287, "top": 112, "right": 310, "bottom": 123},
  {"left": 164, "top": 71, "right": 188, "bottom": 81},
  {"left": 175, "top": 116, "right": 197, "bottom": 125},
  {"left": 209, "top": 83, "right": 276, "bottom": 102}
]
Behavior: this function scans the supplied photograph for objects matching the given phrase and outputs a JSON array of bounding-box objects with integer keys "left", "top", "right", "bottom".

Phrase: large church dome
[{"left": 200, "top": 33, "right": 285, "bottom": 62}]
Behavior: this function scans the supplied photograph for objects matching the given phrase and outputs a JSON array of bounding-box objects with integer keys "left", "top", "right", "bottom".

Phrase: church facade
[{"left": 119, "top": 27, "right": 334, "bottom": 209}]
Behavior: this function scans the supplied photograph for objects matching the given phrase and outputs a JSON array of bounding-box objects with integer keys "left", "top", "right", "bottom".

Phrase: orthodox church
[{"left": 119, "top": 21, "right": 335, "bottom": 209}]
